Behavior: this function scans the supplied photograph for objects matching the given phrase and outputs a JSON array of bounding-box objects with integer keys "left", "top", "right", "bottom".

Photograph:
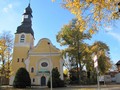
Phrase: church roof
[
  {"left": 23, "top": 4, "right": 32, "bottom": 17},
  {"left": 16, "top": 25, "right": 34, "bottom": 36},
  {"left": 15, "top": 4, "right": 34, "bottom": 37}
]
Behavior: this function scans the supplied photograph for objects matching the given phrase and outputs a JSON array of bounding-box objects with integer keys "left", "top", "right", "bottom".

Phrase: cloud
[
  {"left": 8, "top": 4, "right": 12, "bottom": 8},
  {"left": 108, "top": 32, "right": 120, "bottom": 43},
  {"left": 3, "top": 4, "right": 13, "bottom": 13},
  {"left": 104, "top": 26, "right": 113, "bottom": 32}
]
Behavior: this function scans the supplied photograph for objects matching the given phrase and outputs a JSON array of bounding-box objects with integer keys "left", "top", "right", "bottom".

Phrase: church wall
[
  {"left": 31, "top": 39, "right": 59, "bottom": 53},
  {"left": 14, "top": 34, "right": 33, "bottom": 44},
  {"left": 26, "top": 54, "right": 63, "bottom": 85},
  {"left": 11, "top": 47, "right": 29, "bottom": 75}
]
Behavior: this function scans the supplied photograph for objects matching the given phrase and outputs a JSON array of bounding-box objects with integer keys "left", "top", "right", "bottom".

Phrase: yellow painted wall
[
  {"left": 31, "top": 38, "right": 59, "bottom": 53},
  {"left": 14, "top": 34, "right": 34, "bottom": 43},
  {"left": 11, "top": 37, "right": 63, "bottom": 85},
  {"left": 11, "top": 33, "right": 33, "bottom": 75}
]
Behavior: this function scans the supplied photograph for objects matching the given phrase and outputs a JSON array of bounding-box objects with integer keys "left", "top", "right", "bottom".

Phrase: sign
[{"left": 39, "top": 70, "right": 50, "bottom": 74}]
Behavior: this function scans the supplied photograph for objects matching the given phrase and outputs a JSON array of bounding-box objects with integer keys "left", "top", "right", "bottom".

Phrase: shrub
[
  {"left": 47, "top": 67, "right": 65, "bottom": 88},
  {"left": 13, "top": 68, "right": 31, "bottom": 88}
]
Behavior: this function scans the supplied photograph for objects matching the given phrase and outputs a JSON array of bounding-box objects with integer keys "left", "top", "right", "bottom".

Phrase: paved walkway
[{"left": 1, "top": 84, "right": 120, "bottom": 90}]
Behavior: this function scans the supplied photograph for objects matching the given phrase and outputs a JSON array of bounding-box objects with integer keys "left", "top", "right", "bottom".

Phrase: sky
[{"left": 0, "top": 0, "right": 120, "bottom": 64}]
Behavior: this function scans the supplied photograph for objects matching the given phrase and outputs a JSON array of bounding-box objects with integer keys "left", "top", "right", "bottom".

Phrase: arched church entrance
[{"left": 41, "top": 76, "right": 46, "bottom": 86}]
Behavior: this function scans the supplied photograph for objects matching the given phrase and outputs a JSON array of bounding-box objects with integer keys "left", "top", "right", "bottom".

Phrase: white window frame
[{"left": 20, "top": 34, "right": 25, "bottom": 43}]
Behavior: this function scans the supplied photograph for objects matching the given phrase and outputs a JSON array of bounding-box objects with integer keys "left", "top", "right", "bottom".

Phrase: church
[{"left": 9, "top": 4, "right": 64, "bottom": 86}]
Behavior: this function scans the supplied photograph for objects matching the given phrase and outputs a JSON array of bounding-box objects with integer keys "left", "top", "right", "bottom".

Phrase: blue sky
[{"left": 0, "top": 0, "right": 120, "bottom": 64}]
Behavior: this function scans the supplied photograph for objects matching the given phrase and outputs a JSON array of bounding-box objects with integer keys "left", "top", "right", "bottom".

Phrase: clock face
[
  {"left": 41, "top": 62, "right": 48, "bottom": 67},
  {"left": 24, "top": 15, "right": 28, "bottom": 18}
]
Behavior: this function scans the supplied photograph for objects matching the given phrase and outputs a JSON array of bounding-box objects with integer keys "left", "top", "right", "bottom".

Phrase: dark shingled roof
[
  {"left": 116, "top": 60, "right": 120, "bottom": 65},
  {"left": 16, "top": 4, "right": 34, "bottom": 37},
  {"left": 23, "top": 4, "right": 32, "bottom": 17},
  {"left": 16, "top": 25, "right": 34, "bottom": 36}
]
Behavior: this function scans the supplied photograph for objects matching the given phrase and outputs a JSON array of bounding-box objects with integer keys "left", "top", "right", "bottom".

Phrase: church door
[{"left": 41, "top": 76, "right": 46, "bottom": 86}]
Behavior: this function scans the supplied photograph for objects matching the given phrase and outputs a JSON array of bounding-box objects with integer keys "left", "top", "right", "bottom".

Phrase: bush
[
  {"left": 47, "top": 77, "right": 58, "bottom": 88},
  {"left": 47, "top": 67, "right": 65, "bottom": 88},
  {"left": 58, "top": 79, "right": 65, "bottom": 87},
  {"left": 13, "top": 68, "right": 31, "bottom": 88}
]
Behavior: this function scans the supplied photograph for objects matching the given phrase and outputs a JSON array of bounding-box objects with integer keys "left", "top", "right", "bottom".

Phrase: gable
[{"left": 29, "top": 38, "right": 60, "bottom": 53}]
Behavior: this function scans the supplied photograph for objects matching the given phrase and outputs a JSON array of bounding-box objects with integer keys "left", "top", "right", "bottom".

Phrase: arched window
[
  {"left": 31, "top": 67, "right": 34, "bottom": 73},
  {"left": 20, "top": 34, "right": 25, "bottom": 43},
  {"left": 17, "top": 58, "right": 19, "bottom": 62}
]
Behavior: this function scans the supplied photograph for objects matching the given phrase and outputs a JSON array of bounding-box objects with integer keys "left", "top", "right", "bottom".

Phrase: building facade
[{"left": 9, "top": 4, "right": 63, "bottom": 86}]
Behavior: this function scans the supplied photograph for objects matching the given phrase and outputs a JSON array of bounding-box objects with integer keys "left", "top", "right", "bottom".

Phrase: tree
[
  {"left": 65, "top": 0, "right": 120, "bottom": 32},
  {"left": 53, "top": 0, "right": 120, "bottom": 33},
  {"left": 91, "top": 41, "right": 112, "bottom": 75},
  {"left": 57, "top": 19, "right": 112, "bottom": 84},
  {"left": 57, "top": 19, "right": 91, "bottom": 84},
  {"left": 13, "top": 68, "right": 31, "bottom": 88},
  {"left": 47, "top": 67, "right": 65, "bottom": 88},
  {"left": 0, "top": 31, "right": 13, "bottom": 84}
]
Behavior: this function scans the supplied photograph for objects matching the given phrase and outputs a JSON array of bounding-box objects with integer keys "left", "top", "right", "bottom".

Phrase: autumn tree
[
  {"left": 53, "top": 0, "right": 120, "bottom": 33},
  {"left": 57, "top": 19, "right": 91, "bottom": 84},
  {"left": 91, "top": 41, "right": 112, "bottom": 75},
  {"left": 0, "top": 31, "right": 13, "bottom": 84}
]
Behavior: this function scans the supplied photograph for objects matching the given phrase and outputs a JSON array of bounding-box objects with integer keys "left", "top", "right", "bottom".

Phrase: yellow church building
[{"left": 9, "top": 4, "right": 63, "bottom": 86}]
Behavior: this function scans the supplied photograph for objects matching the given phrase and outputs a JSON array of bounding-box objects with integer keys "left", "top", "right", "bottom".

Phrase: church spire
[
  {"left": 29, "top": 0, "right": 31, "bottom": 5},
  {"left": 16, "top": 3, "right": 34, "bottom": 37}
]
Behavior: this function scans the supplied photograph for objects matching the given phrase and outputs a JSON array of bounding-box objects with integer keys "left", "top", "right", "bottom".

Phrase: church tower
[{"left": 10, "top": 4, "right": 34, "bottom": 85}]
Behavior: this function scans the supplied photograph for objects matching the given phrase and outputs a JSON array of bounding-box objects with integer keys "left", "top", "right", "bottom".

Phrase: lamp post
[
  {"left": 48, "top": 42, "right": 52, "bottom": 90},
  {"left": 93, "top": 55, "right": 100, "bottom": 90}
]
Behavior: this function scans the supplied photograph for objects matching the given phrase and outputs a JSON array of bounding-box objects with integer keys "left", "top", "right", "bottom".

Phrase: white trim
[
  {"left": 36, "top": 58, "right": 52, "bottom": 76},
  {"left": 14, "top": 43, "right": 31, "bottom": 47},
  {"left": 31, "top": 78, "right": 35, "bottom": 85},
  {"left": 25, "top": 57, "right": 30, "bottom": 71},
  {"left": 29, "top": 52, "right": 60, "bottom": 56},
  {"left": 9, "top": 76, "right": 15, "bottom": 85},
  {"left": 19, "top": 33, "right": 26, "bottom": 43},
  {"left": 33, "top": 38, "right": 60, "bottom": 51}
]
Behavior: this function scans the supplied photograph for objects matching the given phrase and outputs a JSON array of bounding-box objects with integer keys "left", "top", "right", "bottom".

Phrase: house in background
[{"left": 115, "top": 60, "right": 120, "bottom": 83}]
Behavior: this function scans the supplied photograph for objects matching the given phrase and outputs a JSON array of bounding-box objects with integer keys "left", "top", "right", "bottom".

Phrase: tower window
[
  {"left": 17, "top": 58, "right": 19, "bottom": 62},
  {"left": 22, "top": 58, "right": 24, "bottom": 62},
  {"left": 31, "top": 67, "right": 34, "bottom": 73},
  {"left": 20, "top": 34, "right": 25, "bottom": 43}
]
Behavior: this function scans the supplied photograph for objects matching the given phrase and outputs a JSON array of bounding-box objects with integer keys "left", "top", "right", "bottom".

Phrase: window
[
  {"left": 20, "top": 34, "right": 25, "bottom": 43},
  {"left": 41, "top": 62, "right": 48, "bottom": 67},
  {"left": 22, "top": 58, "right": 24, "bottom": 62},
  {"left": 31, "top": 67, "right": 34, "bottom": 73},
  {"left": 17, "top": 58, "right": 19, "bottom": 62},
  {"left": 33, "top": 78, "right": 35, "bottom": 82}
]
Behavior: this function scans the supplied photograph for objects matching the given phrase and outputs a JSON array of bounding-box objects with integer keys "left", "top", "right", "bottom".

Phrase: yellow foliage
[
  {"left": 63, "top": 69, "right": 68, "bottom": 75},
  {"left": 51, "top": 0, "right": 55, "bottom": 2},
  {"left": 62, "top": 0, "right": 119, "bottom": 32},
  {"left": 89, "top": 29, "right": 95, "bottom": 35},
  {"left": 0, "top": 39, "right": 7, "bottom": 52}
]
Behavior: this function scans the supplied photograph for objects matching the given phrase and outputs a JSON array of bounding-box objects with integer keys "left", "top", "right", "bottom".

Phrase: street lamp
[{"left": 48, "top": 42, "right": 52, "bottom": 90}]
